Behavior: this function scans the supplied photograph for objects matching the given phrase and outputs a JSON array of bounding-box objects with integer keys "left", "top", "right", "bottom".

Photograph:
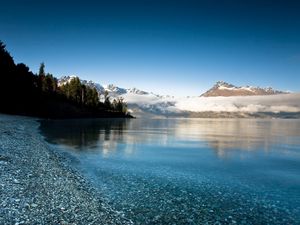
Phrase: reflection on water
[
  {"left": 40, "top": 118, "right": 300, "bottom": 224},
  {"left": 40, "top": 118, "right": 300, "bottom": 158},
  {"left": 40, "top": 119, "right": 129, "bottom": 153},
  {"left": 174, "top": 119, "right": 300, "bottom": 158}
]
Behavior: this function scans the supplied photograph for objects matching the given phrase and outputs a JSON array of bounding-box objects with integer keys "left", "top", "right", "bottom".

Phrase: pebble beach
[{"left": 0, "top": 114, "right": 132, "bottom": 225}]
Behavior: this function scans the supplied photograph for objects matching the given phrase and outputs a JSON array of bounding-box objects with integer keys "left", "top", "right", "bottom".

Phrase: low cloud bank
[
  {"left": 122, "top": 93, "right": 300, "bottom": 114},
  {"left": 175, "top": 93, "right": 300, "bottom": 113}
]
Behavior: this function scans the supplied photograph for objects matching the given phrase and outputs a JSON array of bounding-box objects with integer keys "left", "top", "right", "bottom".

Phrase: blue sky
[{"left": 1, "top": 0, "right": 300, "bottom": 96}]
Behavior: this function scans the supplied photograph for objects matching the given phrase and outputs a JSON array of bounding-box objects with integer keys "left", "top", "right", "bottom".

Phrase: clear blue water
[{"left": 40, "top": 119, "right": 300, "bottom": 224}]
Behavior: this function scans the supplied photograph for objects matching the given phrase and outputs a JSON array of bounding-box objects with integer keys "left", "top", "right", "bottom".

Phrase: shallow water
[{"left": 40, "top": 118, "right": 300, "bottom": 224}]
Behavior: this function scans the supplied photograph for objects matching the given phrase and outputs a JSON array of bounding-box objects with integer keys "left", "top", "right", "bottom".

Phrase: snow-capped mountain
[
  {"left": 57, "top": 76, "right": 177, "bottom": 116},
  {"left": 127, "top": 87, "right": 149, "bottom": 95},
  {"left": 104, "top": 84, "right": 127, "bottom": 96},
  {"left": 58, "top": 76, "right": 150, "bottom": 98},
  {"left": 201, "top": 81, "right": 288, "bottom": 97},
  {"left": 58, "top": 76, "right": 300, "bottom": 118},
  {"left": 59, "top": 76, "right": 105, "bottom": 94}
]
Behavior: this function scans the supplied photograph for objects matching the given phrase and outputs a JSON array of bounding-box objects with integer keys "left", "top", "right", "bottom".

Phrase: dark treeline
[{"left": 0, "top": 41, "right": 132, "bottom": 118}]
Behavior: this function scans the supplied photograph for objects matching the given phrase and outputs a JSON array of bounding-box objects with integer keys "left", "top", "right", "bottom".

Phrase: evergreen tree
[
  {"left": 38, "top": 62, "right": 47, "bottom": 91},
  {"left": 0, "top": 41, "right": 15, "bottom": 73},
  {"left": 69, "top": 77, "right": 82, "bottom": 103},
  {"left": 84, "top": 86, "right": 99, "bottom": 107},
  {"left": 39, "top": 62, "right": 45, "bottom": 76},
  {"left": 91, "top": 88, "right": 99, "bottom": 107},
  {"left": 112, "top": 99, "right": 118, "bottom": 109},
  {"left": 104, "top": 90, "right": 111, "bottom": 108},
  {"left": 116, "top": 97, "right": 127, "bottom": 113},
  {"left": 44, "top": 73, "right": 57, "bottom": 92},
  {"left": 0, "top": 40, "right": 131, "bottom": 118},
  {"left": 60, "top": 82, "right": 70, "bottom": 99},
  {"left": 81, "top": 84, "right": 86, "bottom": 105},
  {"left": 60, "top": 77, "right": 100, "bottom": 107}
]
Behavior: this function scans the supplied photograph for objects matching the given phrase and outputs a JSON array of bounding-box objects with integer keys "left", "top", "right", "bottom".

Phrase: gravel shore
[{"left": 0, "top": 114, "right": 132, "bottom": 225}]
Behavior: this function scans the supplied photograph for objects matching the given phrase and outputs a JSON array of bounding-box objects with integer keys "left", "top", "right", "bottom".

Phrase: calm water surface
[{"left": 40, "top": 119, "right": 300, "bottom": 224}]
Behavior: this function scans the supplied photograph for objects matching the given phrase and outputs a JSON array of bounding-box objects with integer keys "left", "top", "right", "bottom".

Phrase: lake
[{"left": 40, "top": 118, "right": 300, "bottom": 224}]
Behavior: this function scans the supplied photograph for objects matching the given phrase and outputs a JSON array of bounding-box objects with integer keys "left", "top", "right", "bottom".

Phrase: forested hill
[{"left": 0, "top": 41, "right": 132, "bottom": 118}]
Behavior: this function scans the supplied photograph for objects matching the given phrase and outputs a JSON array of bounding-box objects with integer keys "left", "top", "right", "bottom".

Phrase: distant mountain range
[
  {"left": 59, "top": 76, "right": 150, "bottom": 98},
  {"left": 201, "top": 81, "right": 288, "bottom": 97},
  {"left": 58, "top": 76, "right": 300, "bottom": 118},
  {"left": 59, "top": 77, "right": 289, "bottom": 98}
]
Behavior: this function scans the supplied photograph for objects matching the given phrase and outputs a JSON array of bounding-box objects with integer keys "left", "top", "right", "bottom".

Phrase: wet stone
[{"left": 0, "top": 116, "right": 132, "bottom": 225}]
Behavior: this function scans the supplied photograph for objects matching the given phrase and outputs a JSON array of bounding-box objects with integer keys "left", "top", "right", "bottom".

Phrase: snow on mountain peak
[
  {"left": 58, "top": 75, "right": 78, "bottom": 86},
  {"left": 215, "top": 81, "right": 235, "bottom": 88},
  {"left": 58, "top": 76, "right": 105, "bottom": 94},
  {"left": 127, "top": 87, "right": 149, "bottom": 95},
  {"left": 57, "top": 76, "right": 299, "bottom": 117},
  {"left": 58, "top": 76, "right": 153, "bottom": 98},
  {"left": 104, "top": 84, "right": 127, "bottom": 95},
  {"left": 201, "top": 81, "right": 288, "bottom": 97}
]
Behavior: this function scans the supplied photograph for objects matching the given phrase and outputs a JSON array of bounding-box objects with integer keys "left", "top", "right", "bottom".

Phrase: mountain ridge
[
  {"left": 201, "top": 81, "right": 289, "bottom": 97},
  {"left": 58, "top": 76, "right": 150, "bottom": 97},
  {"left": 57, "top": 76, "right": 299, "bottom": 118},
  {"left": 59, "top": 77, "right": 289, "bottom": 99}
]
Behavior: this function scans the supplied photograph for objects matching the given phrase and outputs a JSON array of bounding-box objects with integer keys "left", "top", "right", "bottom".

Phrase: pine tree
[
  {"left": 0, "top": 40, "right": 130, "bottom": 118},
  {"left": 115, "top": 97, "right": 127, "bottom": 113},
  {"left": 38, "top": 63, "right": 47, "bottom": 91},
  {"left": 68, "top": 77, "right": 82, "bottom": 103},
  {"left": 104, "top": 90, "right": 111, "bottom": 108},
  {"left": 39, "top": 62, "right": 45, "bottom": 76}
]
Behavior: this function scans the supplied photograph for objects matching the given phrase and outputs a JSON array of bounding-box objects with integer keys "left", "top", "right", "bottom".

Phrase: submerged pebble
[{"left": 0, "top": 116, "right": 131, "bottom": 225}]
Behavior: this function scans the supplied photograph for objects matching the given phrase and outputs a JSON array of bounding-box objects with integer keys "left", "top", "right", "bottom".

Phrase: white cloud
[
  {"left": 121, "top": 93, "right": 300, "bottom": 114},
  {"left": 175, "top": 94, "right": 300, "bottom": 113}
]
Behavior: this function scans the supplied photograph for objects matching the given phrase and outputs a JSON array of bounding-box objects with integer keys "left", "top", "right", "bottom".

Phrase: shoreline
[{"left": 0, "top": 114, "right": 132, "bottom": 225}]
